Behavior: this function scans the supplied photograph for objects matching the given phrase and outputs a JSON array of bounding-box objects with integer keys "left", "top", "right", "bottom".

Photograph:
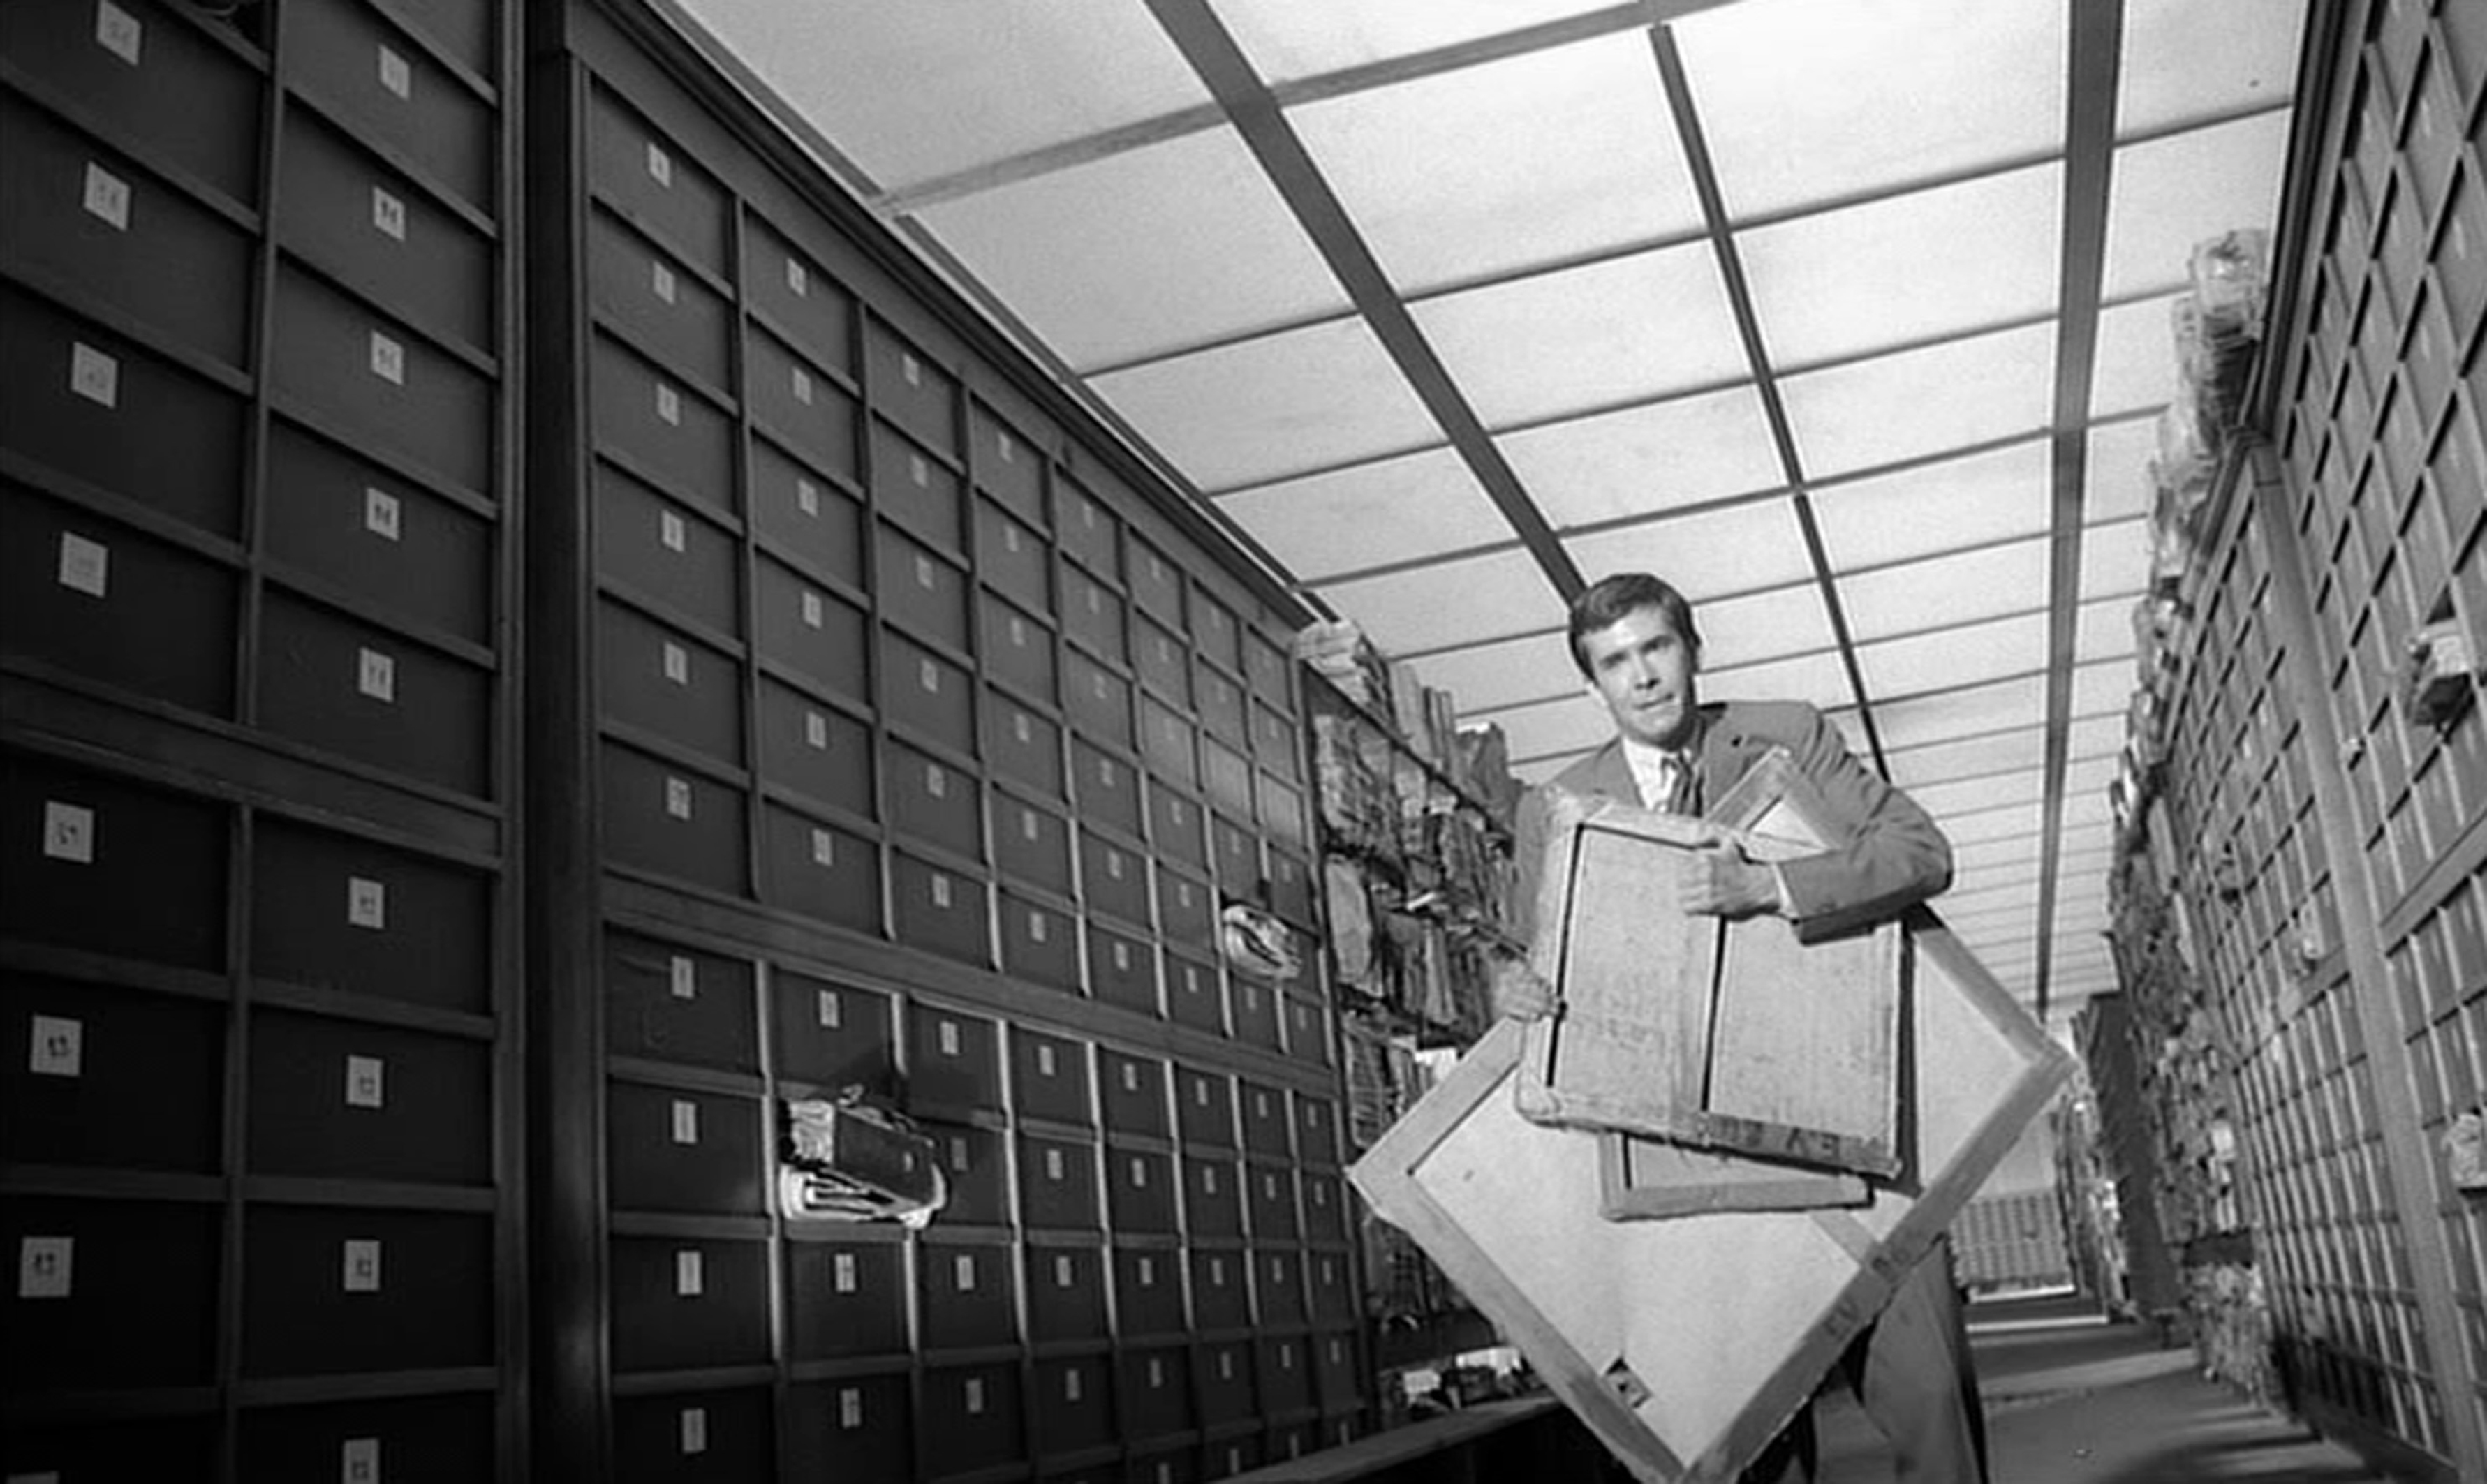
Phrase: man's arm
[{"left": 1771, "top": 704, "right": 1953, "bottom": 943}]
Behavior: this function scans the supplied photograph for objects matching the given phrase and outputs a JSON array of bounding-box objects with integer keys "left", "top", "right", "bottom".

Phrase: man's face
[{"left": 1581, "top": 604, "right": 1700, "bottom": 750}]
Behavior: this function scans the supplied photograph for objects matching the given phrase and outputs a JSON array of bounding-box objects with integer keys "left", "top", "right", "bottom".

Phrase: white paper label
[
  {"left": 1054, "top": 1254, "right": 1075, "bottom": 1286},
  {"left": 792, "top": 366, "right": 813, "bottom": 405},
  {"left": 357, "top": 646, "right": 397, "bottom": 703},
  {"left": 662, "top": 641, "right": 689, "bottom": 685},
  {"left": 646, "top": 142, "right": 672, "bottom": 188},
  {"left": 929, "top": 873, "right": 952, "bottom": 911},
  {"left": 341, "top": 1435, "right": 381, "bottom": 1484},
  {"left": 1027, "top": 910, "right": 1047, "bottom": 944},
  {"left": 954, "top": 1253, "right": 976, "bottom": 1291},
  {"left": 377, "top": 45, "right": 411, "bottom": 99},
  {"left": 369, "top": 330, "right": 405, "bottom": 386},
  {"left": 796, "top": 477, "right": 820, "bottom": 515},
  {"left": 839, "top": 1387, "right": 862, "bottom": 1429},
  {"left": 1106, "top": 852, "right": 1124, "bottom": 881},
  {"left": 665, "top": 776, "right": 693, "bottom": 819},
  {"left": 1003, "top": 526, "right": 1022, "bottom": 554},
  {"left": 20, "top": 1237, "right": 73, "bottom": 1298},
  {"left": 655, "top": 383, "right": 680, "bottom": 426},
  {"left": 811, "top": 827, "right": 835, "bottom": 867},
  {"left": 82, "top": 163, "right": 130, "bottom": 230},
  {"left": 1281, "top": 1342, "right": 1296, "bottom": 1370},
  {"left": 346, "top": 1054, "right": 385, "bottom": 1109},
  {"left": 1035, "top": 1044, "right": 1056, "bottom": 1077},
  {"left": 1207, "top": 1257, "right": 1225, "bottom": 1288},
  {"left": 1194, "top": 1080, "right": 1210, "bottom": 1106},
  {"left": 1130, "top": 1157, "right": 1148, "bottom": 1189},
  {"left": 94, "top": 0, "right": 141, "bottom": 63},
  {"left": 29, "top": 1016, "right": 83, "bottom": 1078},
  {"left": 70, "top": 343, "right": 119, "bottom": 408},
  {"left": 364, "top": 487, "right": 402, "bottom": 541},
  {"left": 817, "top": 989, "right": 841, "bottom": 1028},
  {"left": 343, "top": 1238, "right": 382, "bottom": 1293},
  {"left": 650, "top": 260, "right": 676, "bottom": 304},
  {"left": 669, "top": 955, "right": 696, "bottom": 1000},
  {"left": 901, "top": 353, "right": 922, "bottom": 387},
  {"left": 924, "top": 764, "right": 947, "bottom": 800},
  {"left": 1201, "top": 1165, "right": 1218, "bottom": 1194},
  {"left": 1147, "top": 1357, "right": 1165, "bottom": 1388},
  {"left": 56, "top": 533, "right": 109, "bottom": 598},
  {"left": 801, "top": 591, "right": 824, "bottom": 628},
  {"left": 1065, "top": 1367, "right": 1083, "bottom": 1402},
  {"left": 1122, "top": 1064, "right": 1140, "bottom": 1092},
  {"left": 909, "top": 454, "right": 929, "bottom": 487},
  {"left": 671, "top": 1099, "right": 699, "bottom": 1145},
  {"left": 1045, "top": 1148, "right": 1065, "bottom": 1181},
  {"left": 997, "top": 429, "right": 1016, "bottom": 463},
  {"left": 659, "top": 509, "right": 686, "bottom": 551},
  {"left": 962, "top": 1377, "right": 984, "bottom": 1415},
  {"left": 348, "top": 876, "right": 388, "bottom": 930},
  {"left": 372, "top": 186, "right": 406, "bottom": 242},
  {"left": 675, "top": 1249, "right": 703, "bottom": 1296},
  {"left": 42, "top": 801, "right": 95, "bottom": 865},
  {"left": 786, "top": 258, "right": 809, "bottom": 297},
  {"left": 1013, "top": 713, "right": 1032, "bottom": 743},
  {"left": 832, "top": 1252, "right": 857, "bottom": 1291},
  {"left": 1220, "top": 1351, "right": 1235, "bottom": 1379},
  {"left": 915, "top": 554, "right": 938, "bottom": 591},
  {"left": 919, "top": 660, "right": 940, "bottom": 694},
  {"left": 805, "top": 711, "right": 829, "bottom": 750},
  {"left": 1112, "top": 942, "right": 1130, "bottom": 971},
  {"left": 678, "top": 1407, "right": 705, "bottom": 1455},
  {"left": 937, "top": 1020, "right": 960, "bottom": 1057},
  {"left": 1137, "top": 1255, "right": 1156, "bottom": 1285}
]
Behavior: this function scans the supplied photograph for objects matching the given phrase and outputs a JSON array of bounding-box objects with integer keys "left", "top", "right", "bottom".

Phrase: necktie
[{"left": 1664, "top": 755, "right": 1697, "bottom": 816}]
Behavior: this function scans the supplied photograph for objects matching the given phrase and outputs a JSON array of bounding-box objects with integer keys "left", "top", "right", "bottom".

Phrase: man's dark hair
[{"left": 1567, "top": 572, "right": 1701, "bottom": 678}]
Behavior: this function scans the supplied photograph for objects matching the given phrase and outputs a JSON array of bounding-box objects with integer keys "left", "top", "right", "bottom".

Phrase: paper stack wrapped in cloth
[{"left": 1349, "top": 748, "right": 2073, "bottom": 1483}]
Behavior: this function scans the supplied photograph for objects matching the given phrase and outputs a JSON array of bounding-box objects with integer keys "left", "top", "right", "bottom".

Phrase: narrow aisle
[{"left": 1813, "top": 1293, "right": 2399, "bottom": 1483}]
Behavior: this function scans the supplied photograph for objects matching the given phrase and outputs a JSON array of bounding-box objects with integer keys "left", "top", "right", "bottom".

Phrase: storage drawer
[
  {"left": 286, "top": 0, "right": 495, "bottom": 212},
  {"left": 1158, "top": 870, "right": 1217, "bottom": 956},
  {"left": 1246, "top": 1165, "right": 1299, "bottom": 1242},
  {"left": 783, "top": 1374, "right": 910, "bottom": 1481},
  {"left": 987, "top": 690, "right": 1067, "bottom": 799},
  {"left": 1088, "top": 921, "right": 1158, "bottom": 1014},
  {"left": 748, "top": 326, "right": 859, "bottom": 484},
  {"left": 755, "top": 556, "right": 868, "bottom": 705},
  {"left": 1021, "top": 1133, "right": 1102, "bottom": 1231},
  {"left": 890, "top": 852, "right": 989, "bottom": 968},
  {"left": 755, "top": 680, "right": 874, "bottom": 819},
  {"left": 2, "top": 749, "right": 228, "bottom": 971},
  {"left": 1230, "top": 978, "right": 1281, "bottom": 1053},
  {"left": 0, "top": 283, "right": 247, "bottom": 537},
  {"left": 1128, "top": 534, "right": 1185, "bottom": 624},
  {"left": 1308, "top": 1249, "right": 1353, "bottom": 1320},
  {"left": 1013, "top": 1027, "right": 1092, "bottom": 1125},
  {"left": 1295, "top": 1095, "right": 1340, "bottom": 1168},
  {"left": 1200, "top": 1339, "right": 1260, "bottom": 1429},
  {"left": 772, "top": 971, "right": 896, "bottom": 1095},
  {"left": 1029, "top": 1241, "right": 1109, "bottom": 1342},
  {"left": 1188, "top": 593, "right": 1241, "bottom": 674},
  {"left": 588, "top": 207, "right": 725, "bottom": 388},
  {"left": 257, "top": 586, "right": 492, "bottom": 794},
  {"left": 1211, "top": 813, "right": 1262, "bottom": 895},
  {"left": 994, "top": 791, "right": 1074, "bottom": 896},
  {"left": 1, "top": 480, "right": 238, "bottom": 716},
  {"left": 598, "top": 598, "right": 741, "bottom": 764},
  {"left": 1258, "top": 776, "right": 1308, "bottom": 851},
  {"left": 1258, "top": 1336, "right": 1315, "bottom": 1414},
  {"left": 1061, "top": 561, "right": 1128, "bottom": 665},
  {"left": 870, "top": 419, "right": 963, "bottom": 552},
  {"left": 605, "top": 745, "right": 745, "bottom": 891},
  {"left": 274, "top": 420, "right": 496, "bottom": 646},
  {"left": 741, "top": 216, "right": 852, "bottom": 373},
  {"left": 605, "top": 930, "right": 760, "bottom": 1074},
  {"left": 1269, "top": 849, "right": 1315, "bottom": 923},
  {"left": 1037, "top": 1353, "right": 1119, "bottom": 1455},
  {"left": 1119, "top": 1346, "right": 1194, "bottom": 1441},
  {"left": 284, "top": 104, "right": 494, "bottom": 357},
  {"left": 1238, "top": 1081, "right": 1287, "bottom": 1158},
  {"left": 1184, "top": 1155, "right": 1244, "bottom": 1238},
  {"left": 1, "top": 973, "right": 223, "bottom": 1173},
  {"left": 878, "top": 528, "right": 970, "bottom": 662},
  {"left": 1129, "top": 1442, "right": 1198, "bottom": 1484},
  {"left": 882, "top": 630, "right": 974, "bottom": 752},
  {"left": 929, "top": 1121, "right": 1008, "bottom": 1226},
  {"left": 237, "top": 1394, "right": 494, "bottom": 1484},
  {"left": 755, "top": 801, "right": 878, "bottom": 935},
  {"left": 1140, "top": 698, "right": 1199, "bottom": 792},
  {"left": 0, "top": 0, "right": 262, "bottom": 204},
  {"left": 1199, "top": 667, "right": 1249, "bottom": 750},
  {"left": 981, "top": 589, "right": 1058, "bottom": 703},
  {"left": 1001, "top": 891, "right": 1082, "bottom": 993},
  {"left": 239, "top": 1205, "right": 493, "bottom": 1376},
  {"left": 1113, "top": 1242, "right": 1185, "bottom": 1335},
  {"left": 1070, "top": 739, "right": 1144, "bottom": 838},
  {"left": 613, "top": 1388, "right": 771, "bottom": 1484},
  {"left": 1203, "top": 739, "right": 1255, "bottom": 820},
  {"left": 750, "top": 438, "right": 863, "bottom": 584},
  {"left": 246, "top": 1009, "right": 490, "bottom": 1184},
  {"left": 610, "top": 1236, "right": 771, "bottom": 1373},
  {"left": 1285, "top": 995, "right": 1330, "bottom": 1064},
  {"left": 1191, "top": 1246, "right": 1250, "bottom": 1330},
  {"left": 591, "top": 334, "right": 732, "bottom": 512},
  {"left": 866, "top": 318, "right": 958, "bottom": 454},
  {"left": 1304, "top": 1173, "right": 1348, "bottom": 1242},
  {"left": 1106, "top": 1144, "right": 1179, "bottom": 1234},
  {"left": 970, "top": 401, "right": 1047, "bottom": 522},
  {"left": 1057, "top": 477, "right": 1121, "bottom": 580},
  {"left": 607, "top": 1083, "right": 766, "bottom": 1215},
  {"left": 374, "top": 0, "right": 496, "bottom": 76},
  {"left": 1100, "top": 1051, "right": 1170, "bottom": 1138},
  {"left": 1132, "top": 614, "right": 1191, "bottom": 706},
  {"left": 1176, "top": 1067, "right": 1236, "bottom": 1149},
  {"left": 1167, "top": 954, "right": 1223, "bottom": 1037},
  {"left": 922, "top": 1236, "right": 1017, "bottom": 1350},
  {"left": 271, "top": 262, "right": 494, "bottom": 498},
  {"left": 886, "top": 739, "right": 981, "bottom": 860},
  {"left": 1313, "top": 1330, "right": 1361, "bottom": 1411},
  {"left": 785, "top": 1237, "right": 907, "bottom": 1359},
  {"left": 5, "top": 93, "right": 256, "bottom": 364},
  {"left": 1080, "top": 828, "right": 1151, "bottom": 928},
  {"left": 921, "top": 1363, "right": 1024, "bottom": 1481},
  {"left": 1146, "top": 780, "right": 1209, "bottom": 872},
  {"left": 977, "top": 495, "right": 1053, "bottom": 614},
  {"left": 3, "top": 1195, "right": 219, "bottom": 1389},
  {"left": 910, "top": 1003, "right": 1002, "bottom": 1113},
  {"left": 586, "top": 84, "right": 725, "bottom": 274},
  {"left": 1248, "top": 699, "right": 1297, "bottom": 774},
  {"left": 1063, "top": 649, "right": 1135, "bottom": 750},
  {"left": 251, "top": 815, "right": 492, "bottom": 1014}
]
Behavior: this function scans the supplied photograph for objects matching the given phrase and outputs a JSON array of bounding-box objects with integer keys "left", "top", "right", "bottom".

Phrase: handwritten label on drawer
[
  {"left": 81, "top": 163, "right": 130, "bottom": 230},
  {"left": 664, "top": 777, "right": 693, "bottom": 819},
  {"left": 805, "top": 710, "right": 831, "bottom": 750},
  {"left": 30, "top": 1015, "right": 84, "bottom": 1078},
  {"left": 20, "top": 1236, "right": 74, "bottom": 1298},
  {"left": 810, "top": 828, "right": 836, "bottom": 868},
  {"left": 342, "top": 1436, "right": 380, "bottom": 1483},
  {"left": 791, "top": 366, "right": 813, "bottom": 406},
  {"left": 655, "top": 383, "right": 681, "bottom": 426},
  {"left": 649, "top": 260, "right": 676, "bottom": 305},
  {"left": 670, "top": 954, "right": 696, "bottom": 1000},
  {"left": 936, "top": 1019, "right": 960, "bottom": 1057},
  {"left": 342, "top": 1238, "right": 382, "bottom": 1293},
  {"left": 94, "top": 0, "right": 142, "bottom": 64},
  {"left": 372, "top": 186, "right": 406, "bottom": 242},
  {"left": 69, "top": 343, "right": 119, "bottom": 408},
  {"left": 832, "top": 1251, "right": 857, "bottom": 1291},
  {"left": 41, "top": 801, "right": 96, "bottom": 864},
  {"left": 376, "top": 44, "right": 411, "bottom": 100},
  {"left": 364, "top": 487, "right": 402, "bottom": 540},
  {"left": 56, "top": 533, "right": 109, "bottom": 598},
  {"left": 658, "top": 509, "right": 686, "bottom": 551},
  {"left": 348, "top": 876, "right": 389, "bottom": 930},
  {"left": 678, "top": 1407, "right": 705, "bottom": 1455},
  {"left": 369, "top": 331, "right": 406, "bottom": 386},
  {"left": 839, "top": 1386, "right": 862, "bottom": 1428},
  {"left": 800, "top": 591, "right": 824, "bottom": 628},
  {"left": 661, "top": 641, "right": 688, "bottom": 685},
  {"left": 357, "top": 647, "right": 397, "bottom": 703},
  {"left": 796, "top": 477, "right": 820, "bottom": 515},
  {"left": 953, "top": 1252, "right": 977, "bottom": 1291},
  {"left": 1026, "top": 909, "right": 1048, "bottom": 944},
  {"left": 346, "top": 1054, "right": 386, "bottom": 1109},
  {"left": 670, "top": 1098, "right": 699, "bottom": 1145},
  {"left": 816, "top": 989, "right": 841, "bottom": 1028},
  {"left": 675, "top": 1248, "right": 703, "bottom": 1297},
  {"left": 1064, "top": 1367, "right": 1084, "bottom": 1402},
  {"left": 645, "top": 142, "right": 672, "bottom": 189},
  {"left": 962, "top": 1377, "right": 984, "bottom": 1415},
  {"left": 786, "top": 258, "right": 809, "bottom": 297}
]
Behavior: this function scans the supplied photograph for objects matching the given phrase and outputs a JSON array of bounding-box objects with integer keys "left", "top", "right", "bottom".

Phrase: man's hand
[
  {"left": 1489, "top": 956, "right": 1558, "bottom": 1021},
  {"left": 1679, "top": 829, "right": 1784, "bottom": 919}
]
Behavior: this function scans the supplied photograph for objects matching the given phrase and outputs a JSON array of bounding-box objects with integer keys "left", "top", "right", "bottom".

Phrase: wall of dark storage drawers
[
  {"left": 1, "top": 0, "right": 1368, "bottom": 1480},
  {"left": 2109, "top": 0, "right": 2487, "bottom": 1478}
]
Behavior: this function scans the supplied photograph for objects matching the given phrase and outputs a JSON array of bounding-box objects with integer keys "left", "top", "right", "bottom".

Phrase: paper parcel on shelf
[{"left": 1349, "top": 919, "right": 2070, "bottom": 1482}]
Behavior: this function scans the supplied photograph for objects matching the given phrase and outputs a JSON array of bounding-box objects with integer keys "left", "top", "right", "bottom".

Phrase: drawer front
[
  {"left": 251, "top": 816, "right": 492, "bottom": 1014},
  {"left": 274, "top": 421, "right": 497, "bottom": 645},
  {"left": 1, "top": 481, "right": 239, "bottom": 717},
  {"left": 271, "top": 266, "right": 494, "bottom": 496},
  {"left": 285, "top": 107, "right": 496, "bottom": 355},
  {"left": 256, "top": 587, "right": 493, "bottom": 795},
  {"left": 286, "top": 0, "right": 496, "bottom": 212},
  {"left": 239, "top": 1205, "right": 494, "bottom": 1376}
]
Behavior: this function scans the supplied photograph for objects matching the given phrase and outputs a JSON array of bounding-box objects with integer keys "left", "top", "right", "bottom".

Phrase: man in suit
[{"left": 1496, "top": 571, "right": 1988, "bottom": 1484}]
